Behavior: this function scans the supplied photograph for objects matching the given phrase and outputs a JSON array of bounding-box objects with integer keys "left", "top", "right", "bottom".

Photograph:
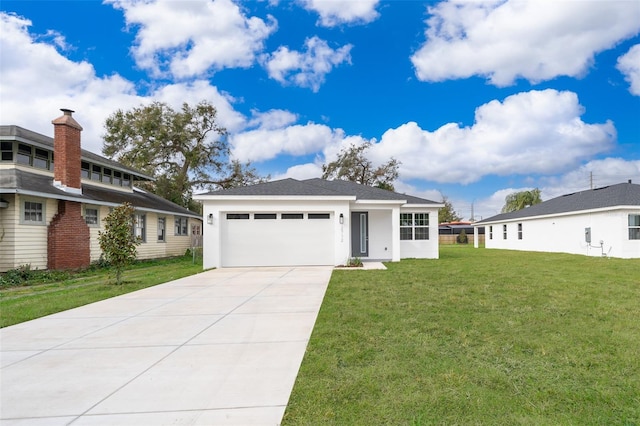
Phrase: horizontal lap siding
[
  {"left": 0, "top": 195, "right": 17, "bottom": 271},
  {"left": 11, "top": 197, "right": 58, "bottom": 270}
]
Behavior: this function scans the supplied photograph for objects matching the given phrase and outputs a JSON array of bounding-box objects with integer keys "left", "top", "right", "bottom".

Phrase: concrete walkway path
[{"left": 0, "top": 266, "right": 333, "bottom": 426}]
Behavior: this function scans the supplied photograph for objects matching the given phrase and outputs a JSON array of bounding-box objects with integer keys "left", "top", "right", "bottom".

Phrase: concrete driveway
[{"left": 0, "top": 266, "right": 333, "bottom": 426}]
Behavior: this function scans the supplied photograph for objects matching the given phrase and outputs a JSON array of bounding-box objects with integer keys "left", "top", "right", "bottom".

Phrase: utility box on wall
[{"left": 585, "top": 227, "right": 591, "bottom": 243}]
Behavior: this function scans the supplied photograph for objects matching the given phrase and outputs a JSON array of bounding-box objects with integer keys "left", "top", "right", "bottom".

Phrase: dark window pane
[
  {"left": 255, "top": 213, "right": 277, "bottom": 219},
  {"left": 400, "top": 228, "right": 412, "bottom": 240},
  {"left": 281, "top": 213, "right": 303, "bottom": 219},
  {"left": 227, "top": 213, "right": 249, "bottom": 220},
  {"left": 308, "top": 213, "right": 330, "bottom": 219},
  {"left": 415, "top": 227, "right": 429, "bottom": 240}
]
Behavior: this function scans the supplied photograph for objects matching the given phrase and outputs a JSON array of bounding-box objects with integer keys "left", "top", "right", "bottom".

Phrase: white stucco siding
[
  {"left": 366, "top": 209, "right": 393, "bottom": 260},
  {"left": 200, "top": 199, "right": 351, "bottom": 269},
  {"left": 483, "top": 208, "right": 640, "bottom": 258},
  {"left": 399, "top": 207, "right": 440, "bottom": 260}
]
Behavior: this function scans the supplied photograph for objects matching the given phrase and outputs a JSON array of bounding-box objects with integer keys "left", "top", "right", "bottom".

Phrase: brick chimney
[
  {"left": 52, "top": 108, "right": 83, "bottom": 194},
  {"left": 48, "top": 109, "right": 90, "bottom": 270}
]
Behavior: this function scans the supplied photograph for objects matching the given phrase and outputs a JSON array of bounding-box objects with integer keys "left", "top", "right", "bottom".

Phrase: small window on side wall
[
  {"left": 85, "top": 207, "right": 99, "bottom": 226},
  {"left": 629, "top": 214, "right": 640, "bottom": 240},
  {"left": 22, "top": 200, "right": 45, "bottom": 224},
  {"left": 158, "top": 217, "right": 166, "bottom": 242},
  {"left": 175, "top": 216, "right": 189, "bottom": 235}
]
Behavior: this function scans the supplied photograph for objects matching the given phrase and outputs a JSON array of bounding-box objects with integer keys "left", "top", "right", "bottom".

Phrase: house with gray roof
[
  {"left": 473, "top": 181, "right": 640, "bottom": 258},
  {"left": 0, "top": 110, "right": 201, "bottom": 272},
  {"left": 194, "top": 178, "right": 443, "bottom": 268}
]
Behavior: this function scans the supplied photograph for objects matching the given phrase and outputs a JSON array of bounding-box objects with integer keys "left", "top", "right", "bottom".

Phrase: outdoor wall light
[
  {"left": 207, "top": 213, "right": 214, "bottom": 224},
  {"left": 339, "top": 213, "right": 344, "bottom": 224}
]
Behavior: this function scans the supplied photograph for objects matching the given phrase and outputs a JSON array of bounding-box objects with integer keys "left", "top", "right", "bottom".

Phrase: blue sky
[{"left": 1, "top": 0, "right": 639, "bottom": 219}]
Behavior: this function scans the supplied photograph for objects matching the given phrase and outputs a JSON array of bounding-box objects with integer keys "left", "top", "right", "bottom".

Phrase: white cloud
[
  {"left": 272, "top": 162, "right": 323, "bottom": 181},
  {"left": 107, "top": 0, "right": 276, "bottom": 78},
  {"left": 411, "top": 0, "right": 640, "bottom": 86},
  {"left": 617, "top": 44, "right": 640, "bottom": 96},
  {"left": 262, "top": 36, "right": 352, "bottom": 92},
  {"left": 540, "top": 158, "right": 640, "bottom": 198},
  {"left": 231, "top": 122, "right": 346, "bottom": 162},
  {"left": 247, "top": 109, "right": 298, "bottom": 130},
  {"left": 299, "top": 0, "right": 380, "bottom": 27},
  {"left": 0, "top": 12, "right": 243, "bottom": 153},
  {"left": 370, "top": 89, "right": 616, "bottom": 184}
]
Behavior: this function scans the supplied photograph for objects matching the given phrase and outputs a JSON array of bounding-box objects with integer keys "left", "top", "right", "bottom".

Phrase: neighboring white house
[
  {"left": 194, "top": 178, "right": 443, "bottom": 268},
  {"left": 473, "top": 181, "right": 640, "bottom": 259}
]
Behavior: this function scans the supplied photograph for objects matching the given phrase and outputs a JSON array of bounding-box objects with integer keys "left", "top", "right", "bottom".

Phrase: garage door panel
[{"left": 221, "top": 214, "right": 334, "bottom": 267}]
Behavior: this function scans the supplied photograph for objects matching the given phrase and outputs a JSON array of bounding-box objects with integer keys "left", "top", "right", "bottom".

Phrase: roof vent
[{"left": 629, "top": 179, "right": 632, "bottom": 184}]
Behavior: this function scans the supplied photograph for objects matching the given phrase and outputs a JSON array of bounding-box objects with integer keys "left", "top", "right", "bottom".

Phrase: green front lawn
[
  {"left": 284, "top": 246, "right": 640, "bottom": 425},
  {"left": 0, "top": 255, "right": 203, "bottom": 328}
]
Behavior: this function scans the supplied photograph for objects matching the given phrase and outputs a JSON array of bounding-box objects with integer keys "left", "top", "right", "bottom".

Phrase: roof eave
[
  {"left": 475, "top": 204, "right": 640, "bottom": 225},
  {"left": 194, "top": 194, "right": 356, "bottom": 201}
]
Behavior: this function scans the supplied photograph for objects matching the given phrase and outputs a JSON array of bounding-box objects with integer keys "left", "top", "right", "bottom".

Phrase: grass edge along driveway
[
  {"left": 283, "top": 246, "right": 640, "bottom": 425},
  {"left": 0, "top": 256, "right": 203, "bottom": 328}
]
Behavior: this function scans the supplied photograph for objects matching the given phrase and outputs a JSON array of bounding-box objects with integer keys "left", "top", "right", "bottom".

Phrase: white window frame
[
  {"left": 489, "top": 225, "right": 493, "bottom": 240},
  {"left": 517, "top": 223, "right": 523, "bottom": 240},
  {"left": 400, "top": 212, "right": 429, "bottom": 241},
  {"left": 133, "top": 213, "right": 146, "bottom": 242},
  {"left": 84, "top": 206, "right": 100, "bottom": 226},
  {"left": 503, "top": 224, "right": 507, "bottom": 240},
  {"left": 21, "top": 198, "right": 46, "bottom": 225},
  {"left": 157, "top": 217, "right": 166, "bottom": 242},
  {"left": 629, "top": 214, "right": 640, "bottom": 240}
]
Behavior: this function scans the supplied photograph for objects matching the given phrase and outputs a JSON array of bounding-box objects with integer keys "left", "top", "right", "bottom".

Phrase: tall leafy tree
[
  {"left": 102, "top": 100, "right": 264, "bottom": 212},
  {"left": 322, "top": 142, "right": 400, "bottom": 191},
  {"left": 98, "top": 202, "right": 140, "bottom": 285},
  {"left": 501, "top": 188, "right": 542, "bottom": 213},
  {"left": 439, "top": 196, "right": 462, "bottom": 223}
]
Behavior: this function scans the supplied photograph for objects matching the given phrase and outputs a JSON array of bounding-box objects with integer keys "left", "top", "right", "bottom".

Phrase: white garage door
[{"left": 221, "top": 212, "right": 334, "bottom": 267}]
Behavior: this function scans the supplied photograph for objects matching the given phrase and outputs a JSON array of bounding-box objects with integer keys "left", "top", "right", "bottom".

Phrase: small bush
[
  {"left": 0, "top": 264, "right": 71, "bottom": 288},
  {"left": 347, "top": 257, "right": 363, "bottom": 267},
  {"left": 456, "top": 229, "right": 469, "bottom": 244}
]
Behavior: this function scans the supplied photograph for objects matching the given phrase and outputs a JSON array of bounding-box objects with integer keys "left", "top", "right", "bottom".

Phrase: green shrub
[{"left": 456, "top": 229, "right": 468, "bottom": 244}]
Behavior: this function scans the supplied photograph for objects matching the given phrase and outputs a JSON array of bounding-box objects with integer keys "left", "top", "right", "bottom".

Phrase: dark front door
[{"left": 351, "top": 212, "right": 369, "bottom": 257}]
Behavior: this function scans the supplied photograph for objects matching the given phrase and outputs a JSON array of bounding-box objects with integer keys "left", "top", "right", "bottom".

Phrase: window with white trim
[
  {"left": 518, "top": 223, "right": 523, "bottom": 240},
  {"left": 400, "top": 213, "right": 429, "bottom": 240},
  {"left": 22, "top": 200, "right": 45, "bottom": 224},
  {"left": 133, "top": 213, "right": 146, "bottom": 242},
  {"left": 158, "top": 217, "right": 166, "bottom": 242},
  {"left": 84, "top": 207, "right": 99, "bottom": 226},
  {"left": 629, "top": 214, "right": 640, "bottom": 240},
  {"left": 503, "top": 224, "right": 507, "bottom": 239},
  {"left": 489, "top": 225, "right": 493, "bottom": 240}
]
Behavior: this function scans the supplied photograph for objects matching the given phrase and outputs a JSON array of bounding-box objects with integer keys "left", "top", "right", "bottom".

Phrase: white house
[
  {"left": 473, "top": 181, "right": 640, "bottom": 259},
  {"left": 194, "top": 178, "right": 443, "bottom": 268}
]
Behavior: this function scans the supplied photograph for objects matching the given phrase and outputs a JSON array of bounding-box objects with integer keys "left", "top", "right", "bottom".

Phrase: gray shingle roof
[
  {"left": 197, "top": 177, "right": 440, "bottom": 205},
  {"left": 1, "top": 169, "right": 199, "bottom": 219},
  {"left": 477, "top": 182, "right": 640, "bottom": 224}
]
